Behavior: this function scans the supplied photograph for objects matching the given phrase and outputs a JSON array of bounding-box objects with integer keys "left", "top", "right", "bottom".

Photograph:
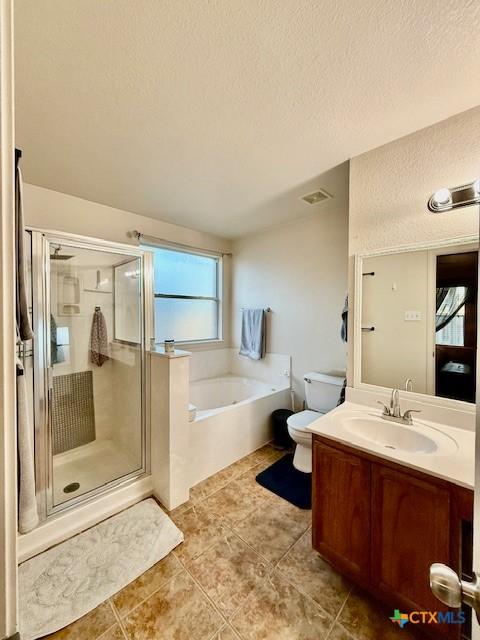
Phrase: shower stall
[{"left": 24, "top": 229, "right": 149, "bottom": 523}]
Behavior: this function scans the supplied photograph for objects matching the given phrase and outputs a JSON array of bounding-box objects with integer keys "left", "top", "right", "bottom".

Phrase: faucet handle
[
  {"left": 403, "top": 409, "right": 421, "bottom": 424},
  {"left": 377, "top": 400, "right": 391, "bottom": 416}
]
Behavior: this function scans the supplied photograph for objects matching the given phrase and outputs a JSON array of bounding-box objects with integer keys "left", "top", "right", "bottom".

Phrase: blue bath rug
[{"left": 256, "top": 454, "right": 311, "bottom": 509}]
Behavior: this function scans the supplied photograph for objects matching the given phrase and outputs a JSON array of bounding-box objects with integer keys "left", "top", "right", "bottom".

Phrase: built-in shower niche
[
  {"left": 30, "top": 233, "right": 147, "bottom": 518},
  {"left": 57, "top": 273, "right": 81, "bottom": 315}
]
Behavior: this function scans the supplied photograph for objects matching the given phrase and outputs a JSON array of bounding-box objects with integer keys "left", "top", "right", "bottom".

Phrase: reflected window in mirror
[
  {"left": 435, "top": 252, "right": 477, "bottom": 403},
  {"left": 436, "top": 286, "right": 467, "bottom": 347}
]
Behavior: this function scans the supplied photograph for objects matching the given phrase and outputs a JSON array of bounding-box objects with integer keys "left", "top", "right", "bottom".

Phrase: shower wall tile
[
  {"left": 111, "top": 343, "right": 143, "bottom": 465},
  {"left": 188, "top": 348, "right": 291, "bottom": 385},
  {"left": 51, "top": 262, "right": 115, "bottom": 443},
  {"left": 189, "top": 348, "right": 230, "bottom": 382}
]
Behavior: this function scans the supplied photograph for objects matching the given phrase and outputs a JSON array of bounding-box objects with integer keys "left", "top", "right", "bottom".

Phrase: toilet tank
[{"left": 304, "top": 372, "right": 345, "bottom": 412}]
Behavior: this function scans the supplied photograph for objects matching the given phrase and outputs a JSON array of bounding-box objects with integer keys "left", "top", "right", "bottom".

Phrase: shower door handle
[
  {"left": 47, "top": 367, "right": 54, "bottom": 423},
  {"left": 47, "top": 366, "right": 54, "bottom": 390}
]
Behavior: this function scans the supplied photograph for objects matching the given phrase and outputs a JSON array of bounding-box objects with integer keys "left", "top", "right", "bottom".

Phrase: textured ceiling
[{"left": 14, "top": 1, "right": 480, "bottom": 238}]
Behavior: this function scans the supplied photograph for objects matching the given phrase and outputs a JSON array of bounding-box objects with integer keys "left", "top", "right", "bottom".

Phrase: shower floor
[{"left": 52, "top": 439, "right": 140, "bottom": 506}]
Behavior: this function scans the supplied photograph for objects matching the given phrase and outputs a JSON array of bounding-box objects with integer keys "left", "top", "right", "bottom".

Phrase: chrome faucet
[
  {"left": 391, "top": 388, "right": 401, "bottom": 417},
  {"left": 377, "top": 389, "right": 421, "bottom": 426}
]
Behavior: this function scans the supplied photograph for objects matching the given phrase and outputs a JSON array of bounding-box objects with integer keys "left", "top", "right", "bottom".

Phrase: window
[
  {"left": 436, "top": 286, "right": 467, "bottom": 347},
  {"left": 150, "top": 246, "right": 221, "bottom": 344}
]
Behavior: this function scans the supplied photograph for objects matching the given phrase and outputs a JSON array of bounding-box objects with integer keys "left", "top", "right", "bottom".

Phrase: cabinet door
[
  {"left": 371, "top": 464, "right": 451, "bottom": 614},
  {"left": 312, "top": 438, "right": 371, "bottom": 582}
]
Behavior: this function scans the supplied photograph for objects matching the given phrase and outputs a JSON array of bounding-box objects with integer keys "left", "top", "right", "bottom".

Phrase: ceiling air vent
[{"left": 300, "top": 188, "right": 332, "bottom": 205}]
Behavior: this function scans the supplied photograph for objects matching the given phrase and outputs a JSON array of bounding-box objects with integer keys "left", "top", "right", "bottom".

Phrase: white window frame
[{"left": 148, "top": 243, "right": 223, "bottom": 346}]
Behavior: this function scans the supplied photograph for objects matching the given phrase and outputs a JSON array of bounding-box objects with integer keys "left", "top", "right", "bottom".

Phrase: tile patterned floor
[{"left": 43, "top": 444, "right": 414, "bottom": 640}]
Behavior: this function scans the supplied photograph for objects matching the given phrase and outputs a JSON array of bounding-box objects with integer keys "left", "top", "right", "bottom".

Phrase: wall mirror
[{"left": 356, "top": 237, "right": 479, "bottom": 404}]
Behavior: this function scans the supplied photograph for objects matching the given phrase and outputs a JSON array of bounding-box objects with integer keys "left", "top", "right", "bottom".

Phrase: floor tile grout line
[
  {"left": 324, "top": 589, "right": 354, "bottom": 639},
  {"left": 202, "top": 517, "right": 316, "bottom": 630},
  {"left": 222, "top": 622, "right": 243, "bottom": 640},
  {"left": 178, "top": 521, "right": 277, "bottom": 626},
  {"left": 171, "top": 447, "right": 281, "bottom": 518},
  {"left": 272, "top": 522, "right": 312, "bottom": 569},
  {"left": 182, "top": 560, "right": 231, "bottom": 629},
  {"left": 174, "top": 539, "right": 222, "bottom": 567},
  {"left": 272, "top": 564, "right": 339, "bottom": 625},
  {"left": 272, "top": 526, "right": 353, "bottom": 633},
  {"left": 223, "top": 503, "right": 312, "bottom": 570},
  {"left": 172, "top": 460, "right": 266, "bottom": 517},
  {"left": 222, "top": 519, "right": 277, "bottom": 567},
  {"left": 193, "top": 459, "right": 273, "bottom": 505},
  {"left": 109, "top": 565, "right": 188, "bottom": 623},
  {"left": 106, "top": 598, "right": 129, "bottom": 640}
]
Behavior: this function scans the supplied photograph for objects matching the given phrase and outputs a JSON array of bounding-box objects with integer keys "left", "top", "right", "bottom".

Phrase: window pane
[
  {"left": 436, "top": 286, "right": 467, "bottom": 347},
  {"left": 152, "top": 247, "right": 218, "bottom": 297},
  {"left": 154, "top": 298, "right": 218, "bottom": 343},
  {"left": 436, "top": 309, "right": 465, "bottom": 346}
]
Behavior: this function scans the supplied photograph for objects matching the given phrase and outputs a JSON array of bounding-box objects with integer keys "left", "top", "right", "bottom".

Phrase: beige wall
[
  {"left": 0, "top": 1, "right": 18, "bottom": 636},
  {"left": 231, "top": 191, "right": 349, "bottom": 408},
  {"left": 361, "top": 251, "right": 429, "bottom": 393},
  {"left": 348, "top": 106, "right": 480, "bottom": 385},
  {"left": 23, "top": 183, "right": 233, "bottom": 348}
]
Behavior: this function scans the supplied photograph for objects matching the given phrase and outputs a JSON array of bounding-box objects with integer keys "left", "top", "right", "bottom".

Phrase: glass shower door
[{"left": 34, "top": 233, "right": 147, "bottom": 515}]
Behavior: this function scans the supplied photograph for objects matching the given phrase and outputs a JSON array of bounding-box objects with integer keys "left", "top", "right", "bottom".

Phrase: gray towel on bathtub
[{"left": 239, "top": 308, "right": 265, "bottom": 360}]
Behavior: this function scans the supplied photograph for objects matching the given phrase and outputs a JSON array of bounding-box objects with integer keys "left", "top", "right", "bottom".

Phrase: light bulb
[{"left": 432, "top": 188, "right": 452, "bottom": 206}]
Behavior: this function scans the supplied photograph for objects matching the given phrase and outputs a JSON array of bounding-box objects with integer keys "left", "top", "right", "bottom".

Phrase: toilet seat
[
  {"left": 287, "top": 409, "right": 326, "bottom": 473},
  {"left": 287, "top": 409, "right": 324, "bottom": 433}
]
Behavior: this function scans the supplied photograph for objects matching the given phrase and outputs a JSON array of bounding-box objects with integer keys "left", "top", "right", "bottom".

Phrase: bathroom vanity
[{"left": 309, "top": 403, "right": 474, "bottom": 640}]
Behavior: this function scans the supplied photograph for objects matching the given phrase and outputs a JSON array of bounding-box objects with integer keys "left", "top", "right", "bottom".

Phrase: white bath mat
[{"left": 19, "top": 499, "right": 183, "bottom": 640}]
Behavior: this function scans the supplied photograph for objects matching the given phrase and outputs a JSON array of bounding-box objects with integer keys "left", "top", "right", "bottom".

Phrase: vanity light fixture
[
  {"left": 474, "top": 178, "right": 480, "bottom": 197},
  {"left": 428, "top": 179, "right": 480, "bottom": 213}
]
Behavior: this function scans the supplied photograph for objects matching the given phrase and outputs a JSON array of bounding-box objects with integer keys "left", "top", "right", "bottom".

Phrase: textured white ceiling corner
[{"left": 14, "top": 0, "right": 480, "bottom": 238}]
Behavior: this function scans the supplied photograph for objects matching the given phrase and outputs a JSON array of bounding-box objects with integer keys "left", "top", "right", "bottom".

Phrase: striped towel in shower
[{"left": 90, "top": 308, "right": 109, "bottom": 367}]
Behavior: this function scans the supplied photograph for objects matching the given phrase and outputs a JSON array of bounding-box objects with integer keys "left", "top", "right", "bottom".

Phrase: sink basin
[{"left": 341, "top": 415, "right": 458, "bottom": 455}]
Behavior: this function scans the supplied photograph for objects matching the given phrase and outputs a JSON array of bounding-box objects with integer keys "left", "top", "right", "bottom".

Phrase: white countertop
[
  {"left": 150, "top": 346, "right": 192, "bottom": 358},
  {"left": 307, "top": 401, "right": 475, "bottom": 490}
]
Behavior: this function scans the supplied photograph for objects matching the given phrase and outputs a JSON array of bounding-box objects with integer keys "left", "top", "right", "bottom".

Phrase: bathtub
[
  {"left": 189, "top": 374, "right": 291, "bottom": 486},
  {"left": 190, "top": 376, "right": 281, "bottom": 419}
]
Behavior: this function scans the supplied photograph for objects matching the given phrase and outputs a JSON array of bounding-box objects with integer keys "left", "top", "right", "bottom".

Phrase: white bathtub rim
[{"left": 193, "top": 383, "right": 290, "bottom": 421}]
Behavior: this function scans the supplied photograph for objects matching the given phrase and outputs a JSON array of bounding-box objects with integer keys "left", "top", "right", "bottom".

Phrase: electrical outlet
[{"left": 404, "top": 310, "right": 422, "bottom": 321}]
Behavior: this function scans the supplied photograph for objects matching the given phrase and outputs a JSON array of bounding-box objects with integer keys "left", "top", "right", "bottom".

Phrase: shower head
[{"left": 51, "top": 245, "right": 74, "bottom": 261}]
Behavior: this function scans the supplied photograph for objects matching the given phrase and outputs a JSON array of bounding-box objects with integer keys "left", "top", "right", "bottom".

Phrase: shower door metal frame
[{"left": 29, "top": 228, "right": 151, "bottom": 521}]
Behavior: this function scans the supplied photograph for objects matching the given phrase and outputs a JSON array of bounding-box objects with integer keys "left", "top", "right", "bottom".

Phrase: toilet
[{"left": 287, "top": 372, "right": 345, "bottom": 473}]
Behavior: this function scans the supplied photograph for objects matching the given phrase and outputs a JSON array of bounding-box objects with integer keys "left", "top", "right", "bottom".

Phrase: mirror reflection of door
[{"left": 435, "top": 252, "right": 478, "bottom": 403}]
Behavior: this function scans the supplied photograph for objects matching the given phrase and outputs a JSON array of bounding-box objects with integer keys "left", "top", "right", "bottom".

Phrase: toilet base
[{"left": 292, "top": 442, "right": 312, "bottom": 474}]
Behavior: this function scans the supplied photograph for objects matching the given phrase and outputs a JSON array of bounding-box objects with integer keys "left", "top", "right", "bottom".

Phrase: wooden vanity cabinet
[
  {"left": 312, "top": 435, "right": 473, "bottom": 640},
  {"left": 312, "top": 440, "right": 371, "bottom": 583},
  {"left": 371, "top": 464, "right": 451, "bottom": 614}
]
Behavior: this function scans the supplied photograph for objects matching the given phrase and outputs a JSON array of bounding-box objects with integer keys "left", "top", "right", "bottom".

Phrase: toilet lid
[{"left": 287, "top": 410, "right": 324, "bottom": 432}]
